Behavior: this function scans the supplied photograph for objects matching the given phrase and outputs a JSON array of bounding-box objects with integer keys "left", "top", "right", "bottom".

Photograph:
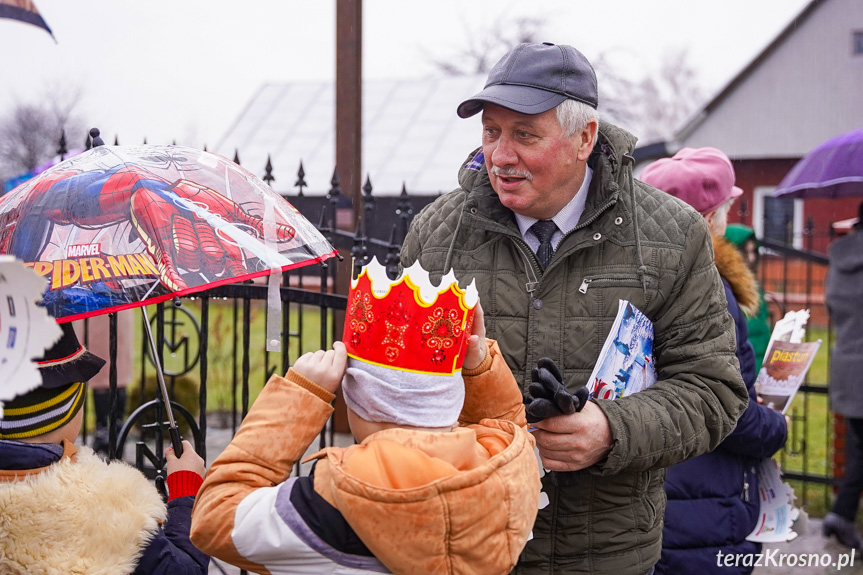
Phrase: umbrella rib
[
  {"left": 141, "top": 279, "right": 161, "bottom": 300},
  {"left": 785, "top": 176, "right": 863, "bottom": 191}
]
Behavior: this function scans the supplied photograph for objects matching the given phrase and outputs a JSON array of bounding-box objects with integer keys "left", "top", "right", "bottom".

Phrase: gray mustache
[{"left": 491, "top": 167, "right": 533, "bottom": 181}]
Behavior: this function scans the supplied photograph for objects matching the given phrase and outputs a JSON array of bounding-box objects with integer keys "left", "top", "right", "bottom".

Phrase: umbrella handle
[
  {"left": 169, "top": 426, "right": 184, "bottom": 458},
  {"left": 139, "top": 307, "right": 184, "bottom": 457}
]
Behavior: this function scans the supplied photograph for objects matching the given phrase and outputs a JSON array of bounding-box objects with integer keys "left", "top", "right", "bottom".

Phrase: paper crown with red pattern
[{"left": 343, "top": 258, "right": 478, "bottom": 375}]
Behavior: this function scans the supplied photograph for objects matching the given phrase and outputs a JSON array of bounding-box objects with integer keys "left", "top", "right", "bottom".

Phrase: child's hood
[{"left": 308, "top": 421, "right": 540, "bottom": 574}]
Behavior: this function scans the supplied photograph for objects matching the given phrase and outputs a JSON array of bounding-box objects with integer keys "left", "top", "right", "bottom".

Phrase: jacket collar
[
  {"left": 713, "top": 235, "right": 760, "bottom": 317},
  {"left": 0, "top": 439, "right": 77, "bottom": 480}
]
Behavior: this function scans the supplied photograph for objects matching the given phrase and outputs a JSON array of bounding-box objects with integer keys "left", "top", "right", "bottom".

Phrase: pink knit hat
[{"left": 640, "top": 147, "right": 743, "bottom": 215}]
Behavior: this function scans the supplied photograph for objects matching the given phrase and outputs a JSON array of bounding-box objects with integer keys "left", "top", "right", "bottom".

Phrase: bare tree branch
[
  {"left": 596, "top": 48, "right": 706, "bottom": 144},
  {"left": 423, "top": 24, "right": 706, "bottom": 146},
  {"left": 0, "top": 85, "right": 85, "bottom": 179},
  {"left": 427, "top": 15, "right": 547, "bottom": 76}
]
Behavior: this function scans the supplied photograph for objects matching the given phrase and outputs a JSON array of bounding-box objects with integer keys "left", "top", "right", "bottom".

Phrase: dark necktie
[{"left": 531, "top": 220, "right": 558, "bottom": 270}]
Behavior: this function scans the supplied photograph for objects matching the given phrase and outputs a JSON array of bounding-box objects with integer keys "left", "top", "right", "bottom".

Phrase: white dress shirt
[{"left": 514, "top": 166, "right": 593, "bottom": 253}]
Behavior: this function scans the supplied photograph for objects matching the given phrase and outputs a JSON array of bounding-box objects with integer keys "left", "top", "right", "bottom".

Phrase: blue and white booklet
[
  {"left": 746, "top": 458, "right": 807, "bottom": 543},
  {"left": 586, "top": 300, "right": 656, "bottom": 400}
]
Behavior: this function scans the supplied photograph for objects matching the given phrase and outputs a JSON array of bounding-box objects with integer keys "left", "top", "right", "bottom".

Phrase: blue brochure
[{"left": 586, "top": 300, "right": 656, "bottom": 400}]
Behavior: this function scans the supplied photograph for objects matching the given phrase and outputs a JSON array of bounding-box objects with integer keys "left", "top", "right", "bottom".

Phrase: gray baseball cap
[{"left": 457, "top": 42, "right": 598, "bottom": 118}]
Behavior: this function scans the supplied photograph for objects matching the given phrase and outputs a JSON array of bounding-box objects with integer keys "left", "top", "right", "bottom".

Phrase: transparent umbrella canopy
[{"left": 0, "top": 133, "right": 336, "bottom": 453}]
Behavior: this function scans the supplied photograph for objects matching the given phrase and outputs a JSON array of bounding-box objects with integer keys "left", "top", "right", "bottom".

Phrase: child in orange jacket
[{"left": 191, "top": 295, "right": 540, "bottom": 575}]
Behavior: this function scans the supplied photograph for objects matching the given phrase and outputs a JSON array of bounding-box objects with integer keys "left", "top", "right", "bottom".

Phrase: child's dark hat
[
  {"left": 0, "top": 322, "right": 105, "bottom": 440},
  {"left": 37, "top": 322, "right": 106, "bottom": 388}
]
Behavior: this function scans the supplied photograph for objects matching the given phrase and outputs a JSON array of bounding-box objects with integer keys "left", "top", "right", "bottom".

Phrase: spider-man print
[{"left": 0, "top": 164, "right": 297, "bottom": 292}]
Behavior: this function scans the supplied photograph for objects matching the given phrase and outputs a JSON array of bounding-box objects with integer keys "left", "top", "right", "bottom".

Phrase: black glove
[{"left": 525, "top": 357, "right": 589, "bottom": 424}]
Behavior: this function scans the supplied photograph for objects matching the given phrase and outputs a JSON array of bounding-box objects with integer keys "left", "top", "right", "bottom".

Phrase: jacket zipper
[
  {"left": 742, "top": 467, "right": 753, "bottom": 502},
  {"left": 510, "top": 239, "right": 541, "bottom": 295},
  {"left": 578, "top": 275, "right": 645, "bottom": 294},
  {"left": 571, "top": 197, "right": 618, "bottom": 231}
]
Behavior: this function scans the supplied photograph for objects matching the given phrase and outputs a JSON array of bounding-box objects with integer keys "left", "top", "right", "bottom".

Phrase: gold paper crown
[{"left": 343, "top": 258, "right": 478, "bottom": 375}]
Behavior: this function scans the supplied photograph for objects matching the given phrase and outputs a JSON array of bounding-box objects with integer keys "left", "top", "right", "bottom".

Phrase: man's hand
[
  {"left": 463, "top": 301, "right": 486, "bottom": 370},
  {"left": 166, "top": 440, "right": 206, "bottom": 477},
  {"left": 531, "top": 401, "right": 614, "bottom": 471},
  {"left": 292, "top": 341, "right": 348, "bottom": 393}
]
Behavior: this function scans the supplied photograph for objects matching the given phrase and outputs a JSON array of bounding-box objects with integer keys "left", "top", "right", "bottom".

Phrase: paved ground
[
  {"left": 753, "top": 518, "right": 862, "bottom": 574},
  {"left": 197, "top": 424, "right": 860, "bottom": 575}
]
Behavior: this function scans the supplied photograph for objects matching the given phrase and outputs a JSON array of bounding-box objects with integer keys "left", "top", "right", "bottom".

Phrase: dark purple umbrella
[{"left": 774, "top": 128, "right": 863, "bottom": 198}]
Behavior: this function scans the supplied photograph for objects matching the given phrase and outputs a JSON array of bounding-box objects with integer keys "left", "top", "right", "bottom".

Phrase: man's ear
[
  {"left": 702, "top": 206, "right": 721, "bottom": 234},
  {"left": 703, "top": 209, "right": 716, "bottom": 228},
  {"left": 576, "top": 120, "right": 598, "bottom": 161}
]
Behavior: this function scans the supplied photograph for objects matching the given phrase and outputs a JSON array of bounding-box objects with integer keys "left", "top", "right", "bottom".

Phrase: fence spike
[
  {"left": 329, "top": 167, "right": 342, "bottom": 196},
  {"left": 294, "top": 160, "right": 307, "bottom": 196},
  {"left": 351, "top": 216, "right": 369, "bottom": 277},
  {"left": 362, "top": 174, "right": 375, "bottom": 229},
  {"left": 263, "top": 154, "right": 275, "bottom": 186},
  {"left": 396, "top": 181, "right": 414, "bottom": 243},
  {"left": 384, "top": 223, "right": 401, "bottom": 279},
  {"left": 57, "top": 130, "right": 67, "bottom": 159},
  {"left": 326, "top": 167, "right": 343, "bottom": 230}
]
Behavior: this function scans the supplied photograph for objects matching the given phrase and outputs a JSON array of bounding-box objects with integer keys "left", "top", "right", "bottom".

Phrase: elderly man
[{"left": 400, "top": 42, "right": 748, "bottom": 575}]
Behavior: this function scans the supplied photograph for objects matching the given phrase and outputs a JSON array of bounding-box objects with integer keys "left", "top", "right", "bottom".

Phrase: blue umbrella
[{"left": 774, "top": 128, "right": 863, "bottom": 198}]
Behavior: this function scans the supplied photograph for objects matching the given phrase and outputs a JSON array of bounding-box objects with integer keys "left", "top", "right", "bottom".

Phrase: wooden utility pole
[
  {"left": 336, "top": 0, "right": 362, "bottom": 228},
  {"left": 334, "top": 0, "right": 362, "bottom": 433}
]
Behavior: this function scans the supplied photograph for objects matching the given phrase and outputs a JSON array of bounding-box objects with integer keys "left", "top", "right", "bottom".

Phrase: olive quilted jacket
[{"left": 400, "top": 121, "right": 749, "bottom": 575}]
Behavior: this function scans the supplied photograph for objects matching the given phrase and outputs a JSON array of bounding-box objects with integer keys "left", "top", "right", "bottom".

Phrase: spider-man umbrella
[{"left": 0, "top": 138, "right": 336, "bottom": 454}]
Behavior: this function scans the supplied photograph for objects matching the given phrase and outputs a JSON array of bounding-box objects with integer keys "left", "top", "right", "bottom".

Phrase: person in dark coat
[
  {"left": 823, "top": 202, "right": 863, "bottom": 550},
  {"left": 641, "top": 148, "right": 788, "bottom": 575},
  {"left": 0, "top": 322, "right": 209, "bottom": 574}
]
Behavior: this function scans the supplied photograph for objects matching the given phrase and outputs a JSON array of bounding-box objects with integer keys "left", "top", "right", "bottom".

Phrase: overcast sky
[{"left": 0, "top": 0, "right": 812, "bottom": 148}]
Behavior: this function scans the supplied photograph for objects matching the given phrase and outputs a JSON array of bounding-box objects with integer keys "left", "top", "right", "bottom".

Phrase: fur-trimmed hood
[
  {"left": 0, "top": 443, "right": 167, "bottom": 575},
  {"left": 713, "top": 235, "right": 760, "bottom": 317}
]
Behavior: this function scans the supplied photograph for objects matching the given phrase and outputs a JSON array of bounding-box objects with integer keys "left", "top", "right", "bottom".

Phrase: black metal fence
[{"left": 759, "top": 230, "right": 835, "bottom": 514}]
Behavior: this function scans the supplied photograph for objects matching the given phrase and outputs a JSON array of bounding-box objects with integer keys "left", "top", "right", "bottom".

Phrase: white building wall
[{"left": 677, "top": 0, "right": 863, "bottom": 159}]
